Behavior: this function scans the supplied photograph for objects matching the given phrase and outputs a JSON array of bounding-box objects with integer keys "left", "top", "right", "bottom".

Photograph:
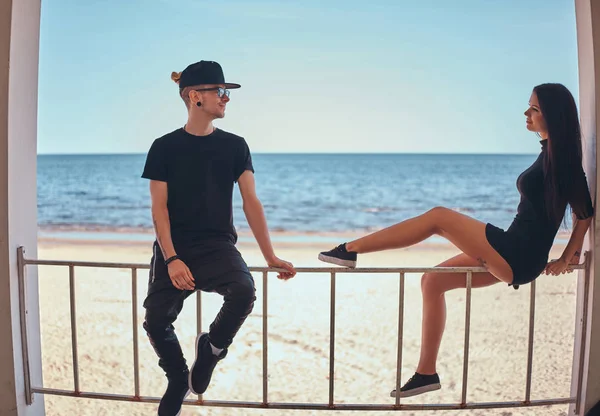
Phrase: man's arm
[
  {"left": 237, "top": 171, "right": 296, "bottom": 279},
  {"left": 150, "top": 180, "right": 177, "bottom": 259},
  {"left": 149, "top": 180, "right": 195, "bottom": 290}
]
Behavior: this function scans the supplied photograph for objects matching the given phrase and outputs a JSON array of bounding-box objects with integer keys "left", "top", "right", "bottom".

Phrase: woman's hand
[{"left": 544, "top": 258, "right": 570, "bottom": 276}]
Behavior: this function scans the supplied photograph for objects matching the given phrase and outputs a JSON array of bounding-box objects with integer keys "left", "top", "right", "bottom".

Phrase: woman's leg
[
  {"left": 345, "top": 207, "right": 513, "bottom": 283},
  {"left": 417, "top": 253, "right": 500, "bottom": 375},
  {"left": 392, "top": 253, "right": 501, "bottom": 398}
]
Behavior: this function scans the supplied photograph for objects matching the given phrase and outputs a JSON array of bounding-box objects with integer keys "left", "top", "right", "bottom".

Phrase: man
[{"left": 141, "top": 60, "right": 296, "bottom": 416}]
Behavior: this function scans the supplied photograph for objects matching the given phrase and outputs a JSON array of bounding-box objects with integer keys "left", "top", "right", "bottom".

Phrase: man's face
[{"left": 190, "top": 84, "right": 231, "bottom": 119}]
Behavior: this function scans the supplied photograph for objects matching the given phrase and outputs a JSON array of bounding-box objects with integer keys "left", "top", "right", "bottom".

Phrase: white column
[
  {"left": 572, "top": 0, "right": 600, "bottom": 414},
  {"left": 0, "top": 0, "right": 45, "bottom": 415}
]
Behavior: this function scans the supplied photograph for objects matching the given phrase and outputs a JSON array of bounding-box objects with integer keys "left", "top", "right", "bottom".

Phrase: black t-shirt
[{"left": 141, "top": 127, "right": 254, "bottom": 248}]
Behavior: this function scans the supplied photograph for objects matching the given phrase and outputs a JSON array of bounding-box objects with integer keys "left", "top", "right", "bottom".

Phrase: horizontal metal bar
[
  {"left": 21, "top": 257, "right": 587, "bottom": 274},
  {"left": 30, "top": 387, "right": 575, "bottom": 410},
  {"left": 21, "top": 257, "right": 492, "bottom": 273},
  {"left": 24, "top": 259, "right": 151, "bottom": 269},
  {"left": 24, "top": 256, "right": 587, "bottom": 274}
]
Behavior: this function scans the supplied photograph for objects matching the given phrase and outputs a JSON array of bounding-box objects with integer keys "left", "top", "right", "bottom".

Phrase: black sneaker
[
  {"left": 318, "top": 243, "right": 357, "bottom": 268},
  {"left": 390, "top": 372, "right": 441, "bottom": 398},
  {"left": 188, "top": 333, "right": 227, "bottom": 395},
  {"left": 158, "top": 370, "right": 190, "bottom": 416}
]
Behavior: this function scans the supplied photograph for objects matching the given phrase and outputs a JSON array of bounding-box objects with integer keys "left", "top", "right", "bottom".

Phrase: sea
[{"left": 37, "top": 153, "right": 561, "bottom": 243}]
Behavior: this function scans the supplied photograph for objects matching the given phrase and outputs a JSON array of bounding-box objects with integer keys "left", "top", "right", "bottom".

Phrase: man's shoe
[
  {"left": 390, "top": 372, "right": 441, "bottom": 398},
  {"left": 318, "top": 243, "right": 357, "bottom": 268},
  {"left": 188, "top": 333, "right": 227, "bottom": 395},
  {"left": 158, "top": 370, "right": 190, "bottom": 416}
]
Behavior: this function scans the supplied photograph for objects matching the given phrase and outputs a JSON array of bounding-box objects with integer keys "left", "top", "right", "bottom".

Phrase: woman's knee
[
  {"left": 428, "top": 206, "right": 450, "bottom": 215},
  {"left": 426, "top": 206, "right": 452, "bottom": 233},
  {"left": 421, "top": 272, "right": 447, "bottom": 297}
]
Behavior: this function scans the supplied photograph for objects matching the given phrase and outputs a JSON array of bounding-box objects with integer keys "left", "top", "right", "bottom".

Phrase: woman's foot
[
  {"left": 390, "top": 372, "right": 441, "bottom": 398},
  {"left": 318, "top": 243, "right": 357, "bottom": 268}
]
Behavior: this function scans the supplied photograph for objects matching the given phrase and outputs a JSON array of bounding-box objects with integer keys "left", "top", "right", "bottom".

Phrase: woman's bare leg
[
  {"left": 391, "top": 253, "right": 501, "bottom": 398},
  {"left": 345, "top": 207, "right": 513, "bottom": 283},
  {"left": 417, "top": 253, "right": 500, "bottom": 374}
]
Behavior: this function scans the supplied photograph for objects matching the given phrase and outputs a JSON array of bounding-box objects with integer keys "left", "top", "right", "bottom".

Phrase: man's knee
[
  {"left": 229, "top": 274, "right": 256, "bottom": 299},
  {"left": 227, "top": 275, "right": 256, "bottom": 306},
  {"left": 143, "top": 309, "right": 174, "bottom": 339}
]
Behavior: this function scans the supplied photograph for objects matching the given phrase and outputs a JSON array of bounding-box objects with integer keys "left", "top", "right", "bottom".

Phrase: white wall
[
  {"left": 573, "top": 0, "right": 600, "bottom": 414},
  {"left": 0, "top": 0, "right": 45, "bottom": 414}
]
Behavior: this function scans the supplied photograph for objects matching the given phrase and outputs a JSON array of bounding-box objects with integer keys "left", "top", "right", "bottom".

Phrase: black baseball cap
[{"left": 177, "top": 60, "right": 241, "bottom": 89}]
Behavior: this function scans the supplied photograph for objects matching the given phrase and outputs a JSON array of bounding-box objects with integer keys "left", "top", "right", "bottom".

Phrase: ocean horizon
[{"left": 37, "top": 152, "right": 571, "bottom": 243}]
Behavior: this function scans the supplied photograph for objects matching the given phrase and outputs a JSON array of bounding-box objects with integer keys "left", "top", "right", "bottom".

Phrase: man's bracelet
[{"left": 164, "top": 255, "right": 181, "bottom": 266}]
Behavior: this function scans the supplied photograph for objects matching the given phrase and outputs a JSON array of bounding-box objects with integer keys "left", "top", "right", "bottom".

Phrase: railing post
[
  {"left": 575, "top": 252, "right": 592, "bottom": 415},
  {"left": 131, "top": 268, "right": 140, "bottom": 399},
  {"left": 394, "top": 272, "right": 405, "bottom": 407},
  {"left": 328, "top": 271, "right": 336, "bottom": 408},
  {"left": 196, "top": 290, "right": 202, "bottom": 402},
  {"left": 262, "top": 271, "right": 268, "bottom": 406},
  {"left": 525, "top": 279, "right": 537, "bottom": 403},
  {"left": 17, "top": 246, "right": 33, "bottom": 405},
  {"left": 461, "top": 270, "right": 472, "bottom": 406},
  {"left": 68, "top": 265, "right": 81, "bottom": 394}
]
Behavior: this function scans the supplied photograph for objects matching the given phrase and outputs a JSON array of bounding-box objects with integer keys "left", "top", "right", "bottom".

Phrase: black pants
[{"left": 143, "top": 241, "right": 256, "bottom": 379}]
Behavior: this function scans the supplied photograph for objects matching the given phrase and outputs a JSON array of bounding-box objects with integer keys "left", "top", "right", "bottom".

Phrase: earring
[{"left": 196, "top": 102, "right": 202, "bottom": 107}]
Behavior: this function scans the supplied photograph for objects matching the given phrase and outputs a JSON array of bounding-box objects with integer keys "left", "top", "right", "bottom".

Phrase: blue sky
[{"left": 38, "top": 0, "right": 578, "bottom": 154}]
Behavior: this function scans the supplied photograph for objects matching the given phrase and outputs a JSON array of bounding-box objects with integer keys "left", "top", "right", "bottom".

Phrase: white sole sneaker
[
  {"left": 318, "top": 254, "right": 356, "bottom": 268},
  {"left": 390, "top": 383, "right": 441, "bottom": 398}
]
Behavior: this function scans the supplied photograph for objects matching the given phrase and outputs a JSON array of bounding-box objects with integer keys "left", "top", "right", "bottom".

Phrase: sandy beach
[{"left": 33, "top": 234, "right": 582, "bottom": 416}]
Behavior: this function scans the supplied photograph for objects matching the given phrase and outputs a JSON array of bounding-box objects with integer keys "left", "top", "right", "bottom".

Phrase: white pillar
[
  {"left": 0, "top": 0, "right": 44, "bottom": 415},
  {"left": 573, "top": 0, "right": 600, "bottom": 414}
]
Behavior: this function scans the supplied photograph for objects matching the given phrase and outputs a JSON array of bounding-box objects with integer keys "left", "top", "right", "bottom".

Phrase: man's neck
[{"left": 184, "top": 114, "right": 215, "bottom": 136}]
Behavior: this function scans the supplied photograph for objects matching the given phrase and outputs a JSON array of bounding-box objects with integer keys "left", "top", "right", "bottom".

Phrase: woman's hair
[
  {"left": 171, "top": 71, "right": 192, "bottom": 108},
  {"left": 534, "top": 83, "right": 583, "bottom": 226}
]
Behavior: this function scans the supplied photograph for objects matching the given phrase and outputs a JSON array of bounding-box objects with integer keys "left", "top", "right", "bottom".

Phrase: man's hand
[
  {"left": 267, "top": 256, "right": 296, "bottom": 280},
  {"left": 167, "top": 259, "right": 195, "bottom": 290}
]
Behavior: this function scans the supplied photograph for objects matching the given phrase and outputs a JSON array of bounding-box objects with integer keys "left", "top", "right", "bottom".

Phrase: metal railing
[{"left": 17, "top": 246, "right": 591, "bottom": 413}]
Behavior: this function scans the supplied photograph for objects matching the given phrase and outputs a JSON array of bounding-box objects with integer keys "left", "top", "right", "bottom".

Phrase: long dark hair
[{"left": 533, "top": 83, "right": 582, "bottom": 226}]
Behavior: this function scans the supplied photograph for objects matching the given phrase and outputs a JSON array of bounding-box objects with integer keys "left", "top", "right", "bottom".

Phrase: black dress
[{"left": 485, "top": 140, "right": 594, "bottom": 286}]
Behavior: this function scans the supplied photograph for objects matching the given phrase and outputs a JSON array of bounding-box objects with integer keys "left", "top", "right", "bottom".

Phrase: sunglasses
[{"left": 194, "top": 87, "right": 230, "bottom": 98}]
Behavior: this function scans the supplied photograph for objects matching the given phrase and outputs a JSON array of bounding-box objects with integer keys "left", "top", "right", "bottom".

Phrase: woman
[{"left": 318, "top": 83, "right": 594, "bottom": 398}]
